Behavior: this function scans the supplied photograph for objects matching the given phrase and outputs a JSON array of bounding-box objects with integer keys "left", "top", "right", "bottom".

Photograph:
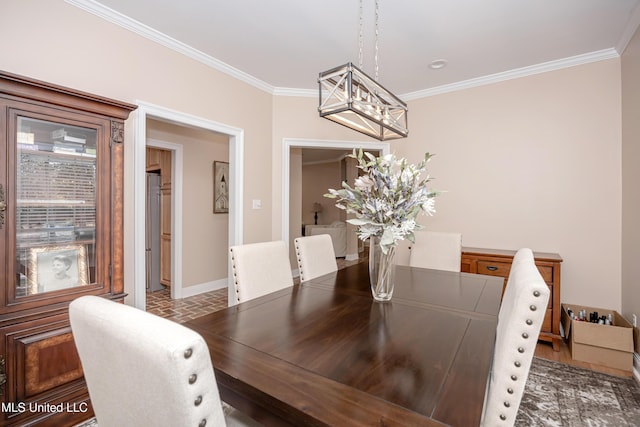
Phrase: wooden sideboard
[{"left": 461, "top": 247, "right": 563, "bottom": 351}]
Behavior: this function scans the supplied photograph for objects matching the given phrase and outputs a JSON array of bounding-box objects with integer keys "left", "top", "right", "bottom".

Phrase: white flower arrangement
[{"left": 325, "top": 149, "right": 440, "bottom": 254}]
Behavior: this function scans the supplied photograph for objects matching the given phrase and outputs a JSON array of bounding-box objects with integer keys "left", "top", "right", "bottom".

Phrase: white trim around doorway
[
  {"left": 281, "top": 138, "right": 390, "bottom": 254},
  {"left": 133, "top": 101, "right": 244, "bottom": 310}
]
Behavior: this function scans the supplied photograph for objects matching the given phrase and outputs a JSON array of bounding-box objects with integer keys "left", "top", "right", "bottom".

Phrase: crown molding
[
  {"left": 616, "top": 1, "right": 640, "bottom": 55},
  {"left": 402, "top": 48, "right": 620, "bottom": 101},
  {"left": 273, "top": 87, "right": 317, "bottom": 97},
  {"left": 278, "top": 48, "right": 620, "bottom": 101},
  {"left": 65, "top": 0, "right": 275, "bottom": 94},
  {"left": 66, "top": 0, "right": 624, "bottom": 101}
]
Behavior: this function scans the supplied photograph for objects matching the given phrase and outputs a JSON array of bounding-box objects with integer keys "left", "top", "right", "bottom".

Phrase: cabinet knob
[{"left": 486, "top": 266, "right": 498, "bottom": 271}]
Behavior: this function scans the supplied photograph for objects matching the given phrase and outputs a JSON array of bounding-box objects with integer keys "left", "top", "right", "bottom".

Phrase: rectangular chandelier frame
[{"left": 318, "top": 62, "right": 408, "bottom": 141}]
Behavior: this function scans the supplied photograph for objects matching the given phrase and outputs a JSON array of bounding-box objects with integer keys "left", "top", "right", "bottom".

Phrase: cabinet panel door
[
  {"left": 542, "top": 308, "right": 553, "bottom": 332},
  {"left": 0, "top": 315, "right": 90, "bottom": 425},
  {"left": 146, "top": 147, "right": 161, "bottom": 170},
  {"left": 2, "top": 103, "right": 113, "bottom": 313},
  {"left": 161, "top": 237, "right": 172, "bottom": 286},
  {"left": 160, "top": 185, "right": 171, "bottom": 287},
  {"left": 536, "top": 265, "right": 553, "bottom": 283}
]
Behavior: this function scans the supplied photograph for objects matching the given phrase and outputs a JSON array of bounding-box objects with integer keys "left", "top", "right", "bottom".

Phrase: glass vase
[{"left": 369, "top": 236, "right": 396, "bottom": 302}]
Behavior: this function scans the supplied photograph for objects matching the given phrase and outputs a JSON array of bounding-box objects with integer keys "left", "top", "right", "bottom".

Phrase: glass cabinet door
[{"left": 15, "top": 116, "right": 97, "bottom": 297}]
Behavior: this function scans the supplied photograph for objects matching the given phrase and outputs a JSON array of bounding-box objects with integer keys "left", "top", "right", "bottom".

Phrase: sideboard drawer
[{"left": 477, "top": 260, "right": 511, "bottom": 278}]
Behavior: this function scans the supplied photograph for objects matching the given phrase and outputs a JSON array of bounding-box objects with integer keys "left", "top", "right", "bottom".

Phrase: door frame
[
  {"left": 281, "top": 138, "right": 389, "bottom": 250},
  {"left": 133, "top": 101, "right": 244, "bottom": 310}
]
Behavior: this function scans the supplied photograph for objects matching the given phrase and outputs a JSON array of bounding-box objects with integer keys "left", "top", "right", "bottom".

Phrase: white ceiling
[{"left": 72, "top": 0, "right": 640, "bottom": 98}]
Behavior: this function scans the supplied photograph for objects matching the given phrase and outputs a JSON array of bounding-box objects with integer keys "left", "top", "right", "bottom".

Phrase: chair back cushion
[
  {"left": 409, "top": 231, "right": 462, "bottom": 272},
  {"left": 482, "top": 248, "right": 550, "bottom": 427},
  {"left": 294, "top": 234, "right": 338, "bottom": 282},
  {"left": 69, "top": 296, "right": 225, "bottom": 427},
  {"left": 230, "top": 240, "right": 293, "bottom": 303}
]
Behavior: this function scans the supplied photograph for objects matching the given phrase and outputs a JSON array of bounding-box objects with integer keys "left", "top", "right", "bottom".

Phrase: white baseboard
[{"left": 181, "top": 278, "right": 227, "bottom": 298}]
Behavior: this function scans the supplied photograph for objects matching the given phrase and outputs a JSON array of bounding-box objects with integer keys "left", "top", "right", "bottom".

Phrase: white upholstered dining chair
[
  {"left": 408, "top": 231, "right": 462, "bottom": 272},
  {"left": 69, "top": 295, "right": 261, "bottom": 427},
  {"left": 229, "top": 240, "right": 293, "bottom": 303},
  {"left": 481, "top": 248, "right": 550, "bottom": 427},
  {"left": 294, "top": 234, "right": 338, "bottom": 282}
]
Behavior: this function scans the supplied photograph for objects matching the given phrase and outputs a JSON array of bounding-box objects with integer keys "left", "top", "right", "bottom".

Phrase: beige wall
[
  {"left": 1, "top": 0, "right": 273, "bottom": 300},
  {"left": 146, "top": 120, "right": 229, "bottom": 288},
  {"left": 1, "top": 0, "right": 630, "bottom": 312},
  {"left": 621, "top": 25, "right": 640, "bottom": 349},
  {"left": 273, "top": 60, "right": 623, "bottom": 310},
  {"left": 397, "top": 59, "right": 623, "bottom": 309}
]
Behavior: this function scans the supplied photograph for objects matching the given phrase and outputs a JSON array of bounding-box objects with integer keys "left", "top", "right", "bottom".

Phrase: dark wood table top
[{"left": 185, "top": 262, "right": 503, "bottom": 427}]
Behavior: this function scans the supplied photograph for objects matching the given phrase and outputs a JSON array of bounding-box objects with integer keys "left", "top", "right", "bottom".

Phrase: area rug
[
  {"left": 73, "top": 357, "right": 640, "bottom": 427},
  {"left": 516, "top": 357, "right": 640, "bottom": 426}
]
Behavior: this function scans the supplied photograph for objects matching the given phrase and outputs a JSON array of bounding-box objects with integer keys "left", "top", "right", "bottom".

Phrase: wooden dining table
[{"left": 185, "top": 262, "right": 504, "bottom": 426}]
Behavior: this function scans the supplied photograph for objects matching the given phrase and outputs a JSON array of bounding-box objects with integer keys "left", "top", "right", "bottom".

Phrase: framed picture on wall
[
  {"left": 214, "top": 161, "right": 229, "bottom": 214},
  {"left": 27, "top": 244, "right": 89, "bottom": 295}
]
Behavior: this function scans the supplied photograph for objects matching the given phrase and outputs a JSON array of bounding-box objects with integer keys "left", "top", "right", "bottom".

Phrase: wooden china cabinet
[{"left": 0, "top": 71, "right": 136, "bottom": 426}]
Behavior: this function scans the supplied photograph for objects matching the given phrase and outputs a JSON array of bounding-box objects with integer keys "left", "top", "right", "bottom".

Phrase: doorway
[
  {"left": 281, "top": 138, "right": 390, "bottom": 257},
  {"left": 133, "top": 101, "right": 244, "bottom": 310}
]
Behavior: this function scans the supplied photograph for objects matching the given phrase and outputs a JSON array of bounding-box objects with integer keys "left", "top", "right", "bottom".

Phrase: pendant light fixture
[{"left": 318, "top": 0, "right": 408, "bottom": 141}]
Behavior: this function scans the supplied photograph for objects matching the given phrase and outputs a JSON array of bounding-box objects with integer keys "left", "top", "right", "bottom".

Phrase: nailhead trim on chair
[
  {"left": 294, "top": 241, "right": 305, "bottom": 281},
  {"left": 199, "top": 418, "right": 207, "bottom": 427},
  {"left": 194, "top": 395, "right": 202, "bottom": 406},
  {"left": 494, "top": 288, "right": 546, "bottom": 424},
  {"left": 230, "top": 250, "right": 241, "bottom": 303},
  {"left": 184, "top": 348, "right": 193, "bottom": 358},
  {"left": 189, "top": 374, "right": 197, "bottom": 384}
]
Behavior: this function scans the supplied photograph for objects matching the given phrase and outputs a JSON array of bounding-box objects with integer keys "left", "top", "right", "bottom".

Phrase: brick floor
[
  {"left": 145, "top": 250, "right": 367, "bottom": 323},
  {"left": 146, "top": 287, "right": 228, "bottom": 323}
]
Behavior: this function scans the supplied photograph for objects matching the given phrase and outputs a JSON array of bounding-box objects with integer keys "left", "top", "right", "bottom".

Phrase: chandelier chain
[
  {"left": 375, "top": 0, "right": 379, "bottom": 82},
  {"left": 358, "top": 0, "right": 363, "bottom": 69},
  {"left": 318, "top": 0, "right": 407, "bottom": 139},
  {"left": 358, "top": 0, "right": 380, "bottom": 82}
]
